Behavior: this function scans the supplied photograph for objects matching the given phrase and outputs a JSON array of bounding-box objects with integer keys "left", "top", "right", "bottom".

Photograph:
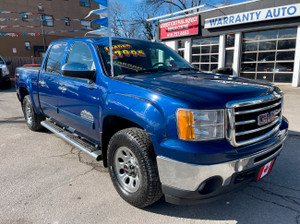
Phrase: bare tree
[
  {"left": 110, "top": 1, "right": 139, "bottom": 38},
  {"left": 109, "top": 0, "right": 233, "bottom": 40},
  {"left": 133, "top": 4, "right": 156, "bottom": 40},
  {"left": 146, "top": 0, "right": 203, "bottom": 12},
  {"left": 146, "top": 0, "right": 232, "bottom": 13},
  {"left": 109, "top": 2, "right": 156, "bottom": 40},
  {"left": 143, "top": 17, "right": 154, "bottom": 40}
]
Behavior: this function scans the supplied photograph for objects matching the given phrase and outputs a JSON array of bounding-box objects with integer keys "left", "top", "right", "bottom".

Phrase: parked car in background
[{"left": 0, "top": 56, "right": 11, "bottom": 89}]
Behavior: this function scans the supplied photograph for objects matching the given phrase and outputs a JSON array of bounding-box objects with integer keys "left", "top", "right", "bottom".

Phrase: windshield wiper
[
  {"left": 119, "top": 67, "right": 197, "bottom": 77},
  {"left": 171, "top": 68, "right": 198, "bottom": 72},
  {"left": 120, "top": 68, "right": 169, "bottom": 76}
]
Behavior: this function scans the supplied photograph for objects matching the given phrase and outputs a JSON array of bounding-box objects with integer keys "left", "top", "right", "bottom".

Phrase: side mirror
[
  {"left": 6, "top": 61, "right": 11, "bottom": 66},
  {"left": 61, "top": 62, "right": 96, "bottom": 80}
]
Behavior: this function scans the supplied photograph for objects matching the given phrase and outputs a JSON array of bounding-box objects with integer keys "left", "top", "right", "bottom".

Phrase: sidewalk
[{"left": 278, "top": 85, "right": 300, "bottom": 134}]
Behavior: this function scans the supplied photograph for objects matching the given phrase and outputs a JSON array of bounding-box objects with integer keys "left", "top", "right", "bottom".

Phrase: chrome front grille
[{"left": 226, "top": 93, "right": 283, "bottom": 147}]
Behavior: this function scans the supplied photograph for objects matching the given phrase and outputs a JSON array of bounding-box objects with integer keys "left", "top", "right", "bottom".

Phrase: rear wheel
[
  {"left": 107, "top": 128, "right": 162, "bottom": 208},
  {"left": 22, "top": 95, "right": 45, "bottom": 131}
]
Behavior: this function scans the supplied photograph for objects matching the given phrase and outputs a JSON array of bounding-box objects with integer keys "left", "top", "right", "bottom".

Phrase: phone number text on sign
[
  {"left": 167, "top": 30, "right": 191, "bottom": 38},
  {"left": 160, "top": 16, "right": 199, "bottom": 40}
]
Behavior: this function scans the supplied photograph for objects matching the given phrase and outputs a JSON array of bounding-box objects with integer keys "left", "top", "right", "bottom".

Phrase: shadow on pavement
[
  {"left": 289, "top": 130, "right": 300, "bottom": 136},
  {"left": 145, "top": 133, "right": 300, "bottom": 224},
  {"left": 0, "top": 83, "right": 16, "bottom": 93},
  {"left": 0, "top": 120, "right": 25, "bottom": 124},
  {"left": 0, "top": 116, "right": 24, "bottom": 124}
]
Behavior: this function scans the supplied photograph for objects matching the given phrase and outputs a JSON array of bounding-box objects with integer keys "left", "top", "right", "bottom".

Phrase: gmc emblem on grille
[{"left": 257, "top": 110, "right": 277, "bottom": 126}]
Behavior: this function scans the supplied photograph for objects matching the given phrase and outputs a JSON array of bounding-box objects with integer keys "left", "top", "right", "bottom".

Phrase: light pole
[{"left": 37, "top": 3, "right": 46, "bottom": 52}]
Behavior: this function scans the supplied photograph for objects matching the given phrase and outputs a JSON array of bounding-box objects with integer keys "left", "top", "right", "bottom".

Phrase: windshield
[
  {"left": 0, "top": 57, "right": 4, "bottom": 65},
  {"left": 96, "top": 39, "right": 194, "bottom": 76}
]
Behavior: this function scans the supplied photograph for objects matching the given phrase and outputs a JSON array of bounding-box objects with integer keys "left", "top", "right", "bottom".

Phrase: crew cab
[{"left": 16, "top": 37, "right": 288, "bottom": 207}]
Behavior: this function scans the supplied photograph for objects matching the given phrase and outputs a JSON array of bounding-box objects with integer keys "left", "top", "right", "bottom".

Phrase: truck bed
[{"left": 16, "top": 66, "right": 41, "bottom": 114}]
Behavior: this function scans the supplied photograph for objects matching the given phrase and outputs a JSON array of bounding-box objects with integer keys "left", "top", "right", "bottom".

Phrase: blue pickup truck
[{"left": 16, "top": 37, "right": 288, "bottom": 208}]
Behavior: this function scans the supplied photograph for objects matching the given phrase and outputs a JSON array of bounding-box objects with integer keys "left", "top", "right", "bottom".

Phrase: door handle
[
  {"left": 39, "top": 80, "right": 46, "bottom": 86},
  {"left": 58, "top": 86, "right": 68, "bottom": 92}
]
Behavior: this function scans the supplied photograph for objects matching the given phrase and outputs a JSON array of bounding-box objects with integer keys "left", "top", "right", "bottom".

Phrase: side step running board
[{"left": 41, "top": 120, "right": 102, "bottom": 161}]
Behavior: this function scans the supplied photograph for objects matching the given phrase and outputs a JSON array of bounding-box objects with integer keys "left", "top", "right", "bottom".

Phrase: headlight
[
  {"left": 176, "top": 109, "right": 225, "bottom": 141},
  {"left": 2, "top": 68, "right": 9, "bottom": 75}
]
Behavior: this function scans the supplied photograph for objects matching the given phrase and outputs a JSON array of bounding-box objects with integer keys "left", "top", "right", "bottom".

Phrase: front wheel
[
  {"left": 107, "top": 128, "right": 162, "bottom": 208},
  {"left": 22, "top": 95, "right": 45, "bottom": 131}
]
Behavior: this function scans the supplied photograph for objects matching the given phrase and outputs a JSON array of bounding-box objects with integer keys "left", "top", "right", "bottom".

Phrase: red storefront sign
[{"left": 159, "top": 16, "right": 199, "bottom": 40}]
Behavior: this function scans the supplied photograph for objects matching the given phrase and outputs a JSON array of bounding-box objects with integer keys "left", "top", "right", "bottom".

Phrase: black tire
[
  {"left": 107, "top": 128, "right": 162, "bottom": 208},
  {"left": 3, "top": 77, "right": 11, "bottom": 89},
  {"left": 22, "top": 95, "right": 45, "bottom": 131}
]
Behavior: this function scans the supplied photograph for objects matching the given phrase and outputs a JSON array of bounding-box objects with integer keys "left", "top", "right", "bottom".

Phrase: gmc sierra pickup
[{"left": 16, "top": 37, "right": 288, "bottom": 208}]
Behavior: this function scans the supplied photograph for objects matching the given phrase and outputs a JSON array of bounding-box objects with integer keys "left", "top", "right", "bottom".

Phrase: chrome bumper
[{"left": 157, "top": 129, "right": 288, "bottom": 192}]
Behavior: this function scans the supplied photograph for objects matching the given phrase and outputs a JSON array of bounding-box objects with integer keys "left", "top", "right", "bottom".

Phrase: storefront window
[
  {"left": 226, "top": 34, "right": 235, "bottom": 48},
  {"left": 201, "top": 55, "right": 209, "bottom": 62},
  {"left": 278, "top": 28, "right": 297, "bottom": 38},
  {"left": 242, "top": 53, "right": 256, "bottom": 62},
  {"left": 225, "top": 50, "right": 234, "bottom": 67},
  {"left": 243, "top": 32, "right": 259, "bottom": 41},
  {"left": 259, "top": 41, "right": 276, "bottom": 51},
  {"left": 192, "top": 56, "right": 200, "bottom": 62},
  {"left": 276, "top": 51, "right": 295, "bottom": 61},
  {"left": 192, "top": 37, "right": 219, "bottom": 72},
  {"left": 243, "top": 42, "right": 258, "bottom": 51},
  {"left": 240, "top": 27, "right": 297, "bottom": 83},
  {"left": 260, "top": 30, "right": 277, "bottom": 40},
  {"left": 192, "top": 47, "right": 200, "bottom": 54},
  {"left": 258, "top": 52, "right": 275, "bottom": 61},
  {"left": 225, "top": 34, "right": 235, "bottom": 68},
  {"left": 178, "top": 40, "right": 185, "bottom": 58},
  {"left": 211, "top": 45, "right": 219, "bottom": 53},
  {"left": 277, "top": 39, "right": 296, "bottom": 49},
  {"left": 201, "top": 46, "right": 210, "bottom": 54}
]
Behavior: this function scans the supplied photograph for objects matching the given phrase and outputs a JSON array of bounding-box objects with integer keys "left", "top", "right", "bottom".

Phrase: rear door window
[{"left": 44, "top": 43, "right": 67, "bottom": 74}]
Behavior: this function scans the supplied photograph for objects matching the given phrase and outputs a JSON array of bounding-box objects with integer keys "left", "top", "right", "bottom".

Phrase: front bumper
[{"left": 157, "top": 127, "right": 288, "bottom": 205}]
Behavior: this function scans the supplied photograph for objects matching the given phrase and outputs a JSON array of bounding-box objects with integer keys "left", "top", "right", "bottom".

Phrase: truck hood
[{"left": 121, "top": 72, "right": 281, "bottom": 108}]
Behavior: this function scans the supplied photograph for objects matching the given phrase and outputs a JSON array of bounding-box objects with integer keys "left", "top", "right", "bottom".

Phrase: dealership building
[{"left": 158, "top": 0, "right": 300, "bottom": 87}]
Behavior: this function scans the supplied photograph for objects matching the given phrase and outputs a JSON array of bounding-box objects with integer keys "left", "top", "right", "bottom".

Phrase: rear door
[
  {"left": 39, "top": 43, "right": 67, "bottom": 120},
  {"left": 56, "top": 41, "right": 100, "bottom": 142}
]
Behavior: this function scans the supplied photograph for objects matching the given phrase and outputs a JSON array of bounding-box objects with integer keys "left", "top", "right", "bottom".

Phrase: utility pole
[{"left": 37, "top": 3, "right": 47, "bottom": 53}]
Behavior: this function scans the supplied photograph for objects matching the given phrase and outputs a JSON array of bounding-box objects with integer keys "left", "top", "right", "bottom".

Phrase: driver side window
[{"left": 67, "top": 42, "right": 95, "bottom": 71}]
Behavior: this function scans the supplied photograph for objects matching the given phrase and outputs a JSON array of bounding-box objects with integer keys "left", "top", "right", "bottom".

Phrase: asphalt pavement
[{"left": 0, "top": 85, "right": 299, "bottom": 224}]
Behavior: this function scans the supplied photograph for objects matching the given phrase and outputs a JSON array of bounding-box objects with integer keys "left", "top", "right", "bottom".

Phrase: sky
[
  {"left": 119, "top": 0, "right": 249, "bottom": 7},
  {"left": 116, "top": 0, "right": 252, "bottom": 17}
]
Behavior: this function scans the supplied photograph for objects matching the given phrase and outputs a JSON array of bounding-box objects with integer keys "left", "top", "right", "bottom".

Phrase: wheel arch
[
  {"left": 100, "top": 93, "right": 166, "bottom": 167},
  {"left": 19, "top": 86, "right": 29, "bottom": 103},
  {"left": 101, "top": 115, "right": 144, "bottom": 167}
]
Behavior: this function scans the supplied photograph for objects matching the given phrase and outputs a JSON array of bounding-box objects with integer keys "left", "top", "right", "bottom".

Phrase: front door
[
  {"left": 57, "top": 42, "right": 100, "bottom": 142},
  {"left": 39, "top": 43, "right": 67, "bottom": 120}
]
